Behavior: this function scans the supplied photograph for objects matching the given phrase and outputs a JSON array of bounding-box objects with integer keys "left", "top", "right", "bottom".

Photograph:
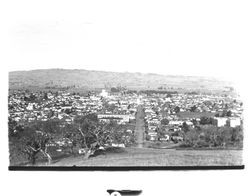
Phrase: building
[
  {"left": 214, "top": 117, "right": 228, "bottom": 127},
  {"left": 100, "top": 89, "right": 109, "bottom": 98},
  {"left": 97, "top": 114, "right": 131, "bottom": 124},
  {"left": 229, "top": 117, "right": 241, "bottom": 127}
]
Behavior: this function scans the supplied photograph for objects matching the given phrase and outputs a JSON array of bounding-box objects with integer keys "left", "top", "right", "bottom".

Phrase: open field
[{"left": 48, "top": 147, "right": 243, "bottom": 167}]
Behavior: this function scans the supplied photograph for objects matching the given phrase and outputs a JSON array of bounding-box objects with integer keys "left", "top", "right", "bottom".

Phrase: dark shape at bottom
[{"left": 107, "top": 189, "right": 142, "bottom": 195}]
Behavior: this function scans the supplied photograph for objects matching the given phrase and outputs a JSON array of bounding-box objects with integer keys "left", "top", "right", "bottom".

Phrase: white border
[{"left": 1, "top": 1, "right": 250, "bottom": 196}]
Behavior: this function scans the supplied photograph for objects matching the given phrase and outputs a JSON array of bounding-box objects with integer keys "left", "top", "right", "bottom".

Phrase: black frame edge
[{"left": 9, "top": 165, "right": 245, "bottom": 171}]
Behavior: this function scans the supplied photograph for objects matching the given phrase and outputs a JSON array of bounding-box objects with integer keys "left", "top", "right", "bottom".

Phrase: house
[
  {"left": 229, "top": 117, "right": 241, "bottom": 127},
  {"left": 214, "top": 117, "right": 228, "bottom": 127},
  {"left": 97, "top": 114, "right": 131, "bottom": 124},
  {"left": 111, "top": 143, "right": 125, "bottom": 148},
  {"left": 169, "top": 120, "right": 183, "bottom": 126},
  {"left": 159, "top": 134, "right": 170, "bottom": 141}
]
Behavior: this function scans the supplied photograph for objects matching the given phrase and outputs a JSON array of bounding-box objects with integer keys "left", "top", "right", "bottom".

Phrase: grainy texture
[{"left": 50, "top": 148, "right": 243, "bottom": 166}]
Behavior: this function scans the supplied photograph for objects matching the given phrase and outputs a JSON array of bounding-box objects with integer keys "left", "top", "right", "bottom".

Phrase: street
[{"left": 135, "top": 105, "right": 145, "bottom": 148}]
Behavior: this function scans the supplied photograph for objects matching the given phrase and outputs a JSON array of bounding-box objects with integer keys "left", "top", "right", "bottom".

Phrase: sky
[{"left": 3, "top": 0, "right": 249, "bottom": 81}]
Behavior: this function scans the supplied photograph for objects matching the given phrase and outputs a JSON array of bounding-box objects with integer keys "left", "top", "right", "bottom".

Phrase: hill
[{"left": 9, "top": 69, "right": 234, "bottom": 93}]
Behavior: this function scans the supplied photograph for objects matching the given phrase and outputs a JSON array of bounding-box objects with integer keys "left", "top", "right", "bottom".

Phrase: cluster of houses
[
  {"left": 9, "top": 91, "right": 103, "bottom": 123},
  {"left": 139, "top": 93, "right": 243, "bottom": 141},
  {"left": 96, "top": 90, "right": 137, "bottom": 124},
  {"left": 8, "top": 90, "right": 138, "bottom": 126},
  {"left": 9, "top": 89, "right": 243, "bottom": 144}
]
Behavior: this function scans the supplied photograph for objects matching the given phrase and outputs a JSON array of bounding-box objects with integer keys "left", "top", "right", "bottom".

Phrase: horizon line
[{"left": 9, "top": 67, "right": 224, "bottom": 81}]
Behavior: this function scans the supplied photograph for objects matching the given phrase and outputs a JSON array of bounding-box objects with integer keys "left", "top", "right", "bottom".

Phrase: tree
[
  {"left": 226, "top": 110, "right": 232, "bottom": 117},
  {"left": 231, "top": 126, "right": 243, "bottom": 146},
  {"left": 20, "top": 128, "right": 52, "bottom": 165},
  {"left": 174, "top": 106, "right": 180, "bottom": 113},
  {"left": 219, "top": 110, "right": 232, "bottom": 117},
  {"left": 67, "top": 115, "right": 127, "bottom": 159},
  {"left": 8, "top": 117, "right": 24, "bottom": 137},
  {"left": 111, "top": 87, "right": 120, "bottom": 93},
  {"left": 43, "top": 92, "right": 48, "bottom": 100},
  {"left": 191, "top": 119, "right": 198, "bottom": 126},
  {"left": 64, "top": 108, "right": 72, "bottom": 114},
  {"left": 182, "top": 122, "right": 190, "bottom": 133},
  {"left": 200, "top": 116, "right": 213, "bottom": 125},
  {"left": 190, "top": 105, "right": 197, "bottom": 112},
  {"left": 103, "top": 102, "right": 116, "bottom": 112},
  {"left": 215, "top": 113, "right": 220, "bottom": 117},
  {"left": 9, "top": 119, "right": 61, "bottom": 165},
  {"left": 161, "top": 118, "right": 169, "bottom": 125}
]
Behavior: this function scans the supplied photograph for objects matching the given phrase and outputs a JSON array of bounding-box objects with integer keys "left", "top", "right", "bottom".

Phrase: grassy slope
[{"left": 48, "top": 147, "right": 242, "bottom": 166}]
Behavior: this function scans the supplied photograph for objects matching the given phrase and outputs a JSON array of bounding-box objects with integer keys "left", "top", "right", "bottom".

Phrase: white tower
[{"left": 100, "top": 89, "right": 108, "bottom": 98}]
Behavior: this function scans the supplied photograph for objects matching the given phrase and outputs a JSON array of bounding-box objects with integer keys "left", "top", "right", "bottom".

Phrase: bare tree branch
[{"left": 27, "top": 145, "right": 41, "bottom": 152}]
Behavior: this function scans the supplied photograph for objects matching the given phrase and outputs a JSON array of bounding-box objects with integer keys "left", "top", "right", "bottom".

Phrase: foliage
[
  {"left": 190, "top": 105, "right": 197, "bottom": 112},
  {"left": 62, "top": 115, "right": 135, "bottom": 159},
  {"left": 174, "top": 106, "right": 180, "bottom": 113},
  {"left": 184, "top": 128, "right": 200, "bottom": 147},
  {"left": 215, "top": 110, "right": 232, "bottom": 117},
  {"left": 102, "top": 102, "right": 117, "bottom": 112},
  {"left": 182, "top": 122, "right": 190, "bottom": 133},
  {"left": 9, "top": 119, "right": 61, "bottom": 165},
  {"left": 139, "top": 90, "right": 178, "bottom": 95},
  {"left": 161, "top": 118, "right": 169, "bottom": 125},
  {"left": 183, "top": 125, "right": 243, "bottom": 148},
  {"left": 9, "top": 114, "right": 135, "bottom": 164},
  {"left": 200, "top": 116, "right": 214, "bottom": 125}
]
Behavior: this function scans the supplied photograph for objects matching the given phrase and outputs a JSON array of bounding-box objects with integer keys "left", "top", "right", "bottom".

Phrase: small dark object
[{"left": 107, "top": 189, "right": 142, "bottom": 195}]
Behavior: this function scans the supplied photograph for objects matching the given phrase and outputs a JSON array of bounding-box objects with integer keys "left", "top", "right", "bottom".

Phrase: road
[{"left": 135, "top": 105, "right": 145, "bottom": 148}]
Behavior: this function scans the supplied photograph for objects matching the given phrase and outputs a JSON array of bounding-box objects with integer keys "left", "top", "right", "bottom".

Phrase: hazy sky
[{"left": 4, "top": 0, "right": 250, "bottom": 80}]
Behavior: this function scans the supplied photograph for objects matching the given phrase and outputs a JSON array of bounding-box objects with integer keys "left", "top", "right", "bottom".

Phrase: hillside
[
  {"left": 9, "top": 69, "right": 233, "bottom": 92},
  {"left": 49, "top": 148, "right": 242, "bottom": 167}
]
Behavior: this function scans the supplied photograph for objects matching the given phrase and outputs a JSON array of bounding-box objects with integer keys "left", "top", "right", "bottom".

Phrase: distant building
[
  {"left": 26, "top": 103, "right": 34, "bottom": 111},
  {"left": 229, "top": 117, "right": 241, "bottom": 127},
  {"left": 137, "top": 97, "right": 141, "bottom": 105},
  {"left": 214, "top": 117, "right": 228, "bottom": 127},
  {"left": 100, "top": 89, "right": 108, "bottom": 98},
  {"left": 97, "top": 114, "right": 131, "bottom": 124},
  {"left": 169, "top": 120, "right": 183, "bottom": 126}
]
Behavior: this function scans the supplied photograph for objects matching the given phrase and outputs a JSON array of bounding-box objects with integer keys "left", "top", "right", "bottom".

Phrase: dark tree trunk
[
  {"left": 31, "top": 154, "right": 36, "bottom": 165},
  {"left": 28, "top": 151, "right": 38, "bottom": 165},
  {"left": 83, "top": 148, "right": 95, "bottom": 159}
]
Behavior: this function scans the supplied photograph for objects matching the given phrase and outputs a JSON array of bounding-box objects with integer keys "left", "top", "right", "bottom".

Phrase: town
[{"left": 8, "top": 87, "right": 243, "bottom": 166}]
